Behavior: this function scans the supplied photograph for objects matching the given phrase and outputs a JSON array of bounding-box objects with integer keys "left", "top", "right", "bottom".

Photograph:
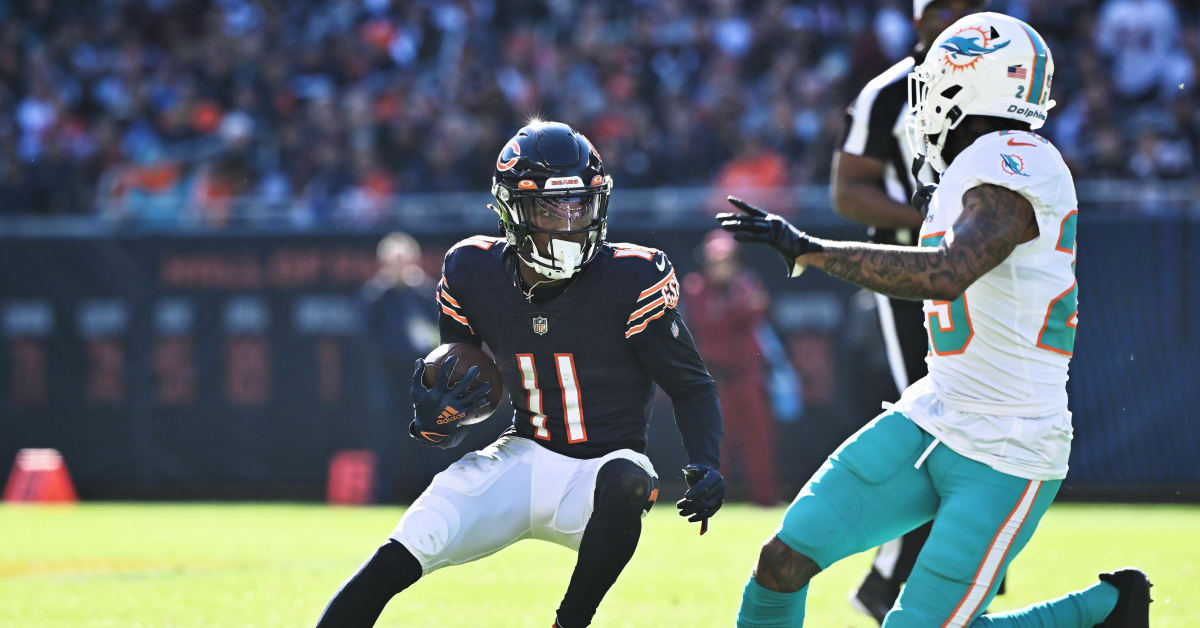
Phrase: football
[{"left": 421, "top": 342, "right": 505, "bottom": 425}]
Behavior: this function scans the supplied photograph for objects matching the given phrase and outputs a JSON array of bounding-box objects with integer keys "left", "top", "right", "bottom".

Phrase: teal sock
[
  {"left": 736, "top": 577, "right": 807, "bottom": 628},
  {"left": 973, "top": 582, "right": 1119, "bottom": 627}
]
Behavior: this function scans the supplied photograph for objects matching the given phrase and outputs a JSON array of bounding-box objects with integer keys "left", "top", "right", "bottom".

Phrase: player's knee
[
  {"left": 753, "top": 536, "right": 820, "bottom": 593},
  {"left": 593, "top": 458, "right": 653, "bottom": 518},
  {"left": 390, "top": 494, "right": 462, "bottom": 562}
]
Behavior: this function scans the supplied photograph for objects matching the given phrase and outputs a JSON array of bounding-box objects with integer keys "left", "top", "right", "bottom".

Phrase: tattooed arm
[{"left": 805, "top": 184, "right": 1038, "bottom": 301}]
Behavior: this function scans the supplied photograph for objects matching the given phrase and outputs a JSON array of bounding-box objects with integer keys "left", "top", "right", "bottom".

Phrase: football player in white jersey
[{"left": 719, "top": 13, "right": 1151, "bottom": 628}]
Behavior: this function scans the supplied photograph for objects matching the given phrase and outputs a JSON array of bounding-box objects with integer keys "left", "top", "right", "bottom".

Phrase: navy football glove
[
  {"left": 409, "top": 355, "right": 492, "bottom": 449},
  {"left": 677, "top": 463, "right": 725, "bottom": 534},
  {"left": 716, "top": 196, "right": 823, "bottom": 277}
]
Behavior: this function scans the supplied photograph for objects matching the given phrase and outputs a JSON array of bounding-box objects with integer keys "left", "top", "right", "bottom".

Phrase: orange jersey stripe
[
  {"left": 638, "top": 269, "right": 676, "bottom": 301},
  {"left": 627, "top": 296, "right": 666, "bottom": 323},
  {"left": 625, "top": 310, "right": 666, "bottom": 338},
  {"left": 440, "top": 304, "right": 471, "bottom": 328},
  {"left": 438, "top": 287, "right": 461, "bottom": 308}
]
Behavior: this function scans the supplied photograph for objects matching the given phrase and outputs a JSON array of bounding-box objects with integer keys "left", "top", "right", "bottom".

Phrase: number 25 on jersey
[
  {"left": 1037, "top": 211, "right": 1078, "bottom": 356},
  {"left": 921, "top": 212, "right": 1079, "bottom": 358},
  {"left": 921, "top": 232, "right": 974, "bottom": 355}
]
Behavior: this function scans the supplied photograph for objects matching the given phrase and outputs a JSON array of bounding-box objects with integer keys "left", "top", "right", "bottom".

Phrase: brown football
[{"left": 421, "top": 343, "right": 504, "bottom": 426}]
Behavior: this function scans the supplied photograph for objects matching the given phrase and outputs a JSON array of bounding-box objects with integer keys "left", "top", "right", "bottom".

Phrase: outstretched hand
[{"left": 716, "top": 196, "right": 822, "bottom": 277}]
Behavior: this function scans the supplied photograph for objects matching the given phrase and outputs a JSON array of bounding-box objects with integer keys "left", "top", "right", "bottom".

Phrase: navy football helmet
[{"left": 490, "top": 121, "right": 612, "bottom": 280}]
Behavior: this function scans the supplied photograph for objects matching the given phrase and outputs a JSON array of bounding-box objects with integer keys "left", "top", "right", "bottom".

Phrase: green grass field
[{"left": 2, "top": 502, "right": 1196, "bottom": 627}]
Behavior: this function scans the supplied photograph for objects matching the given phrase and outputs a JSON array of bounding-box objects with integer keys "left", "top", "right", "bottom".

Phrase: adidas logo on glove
[{"left": 436, "top": 405, "right": 467, "bottom": 425}]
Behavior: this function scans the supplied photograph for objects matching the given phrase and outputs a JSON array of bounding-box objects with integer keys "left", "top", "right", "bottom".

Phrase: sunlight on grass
[{"left": 2, "top": 502, "right": 1197, "bottom": 627}]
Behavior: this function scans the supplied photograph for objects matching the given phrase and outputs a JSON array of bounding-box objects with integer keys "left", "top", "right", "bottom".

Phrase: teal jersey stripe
[{"left": 1020, "top": 23, "right": 1047, "bottom": 104}]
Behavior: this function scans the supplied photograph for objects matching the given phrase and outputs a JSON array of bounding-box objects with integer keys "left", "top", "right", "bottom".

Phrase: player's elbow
[
  {"left": 929, "top": 284, "right": 963, "bottom": 302},
  {"left": 677, "top": 376, "right": 718, "bottom": 402},
  {"left": 926, "top": 249, "right": 982, "bottom": 301},
  {"left": 929, "top": 274, "right": 976, "bottom": 301},
  {"left": 667, "top": 377, "right": 720, "bottom": 410}
]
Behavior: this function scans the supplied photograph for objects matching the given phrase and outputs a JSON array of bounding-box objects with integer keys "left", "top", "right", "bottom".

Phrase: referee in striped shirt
[{"left": 830, "top": 0, "right": 993, "bottom": 622}]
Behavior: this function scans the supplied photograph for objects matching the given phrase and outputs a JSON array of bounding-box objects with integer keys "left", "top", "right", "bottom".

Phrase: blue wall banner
[{"left": 1, "top": 217, "right": 1196, "bottom": 501}]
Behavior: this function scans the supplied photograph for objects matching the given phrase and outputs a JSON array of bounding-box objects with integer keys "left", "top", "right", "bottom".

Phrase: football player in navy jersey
[{"left": 316, "top": 121, "right": 726, "bottom": 628}]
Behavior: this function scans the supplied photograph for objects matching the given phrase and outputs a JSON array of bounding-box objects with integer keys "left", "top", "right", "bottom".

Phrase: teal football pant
[{"left": 738, "top": 411, "right": 1118, "bottom": 627}]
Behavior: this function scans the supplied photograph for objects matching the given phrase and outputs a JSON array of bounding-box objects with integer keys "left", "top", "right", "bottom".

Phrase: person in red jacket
[{"left": 683, "top": 230, "right": 776, "bottom": 506}]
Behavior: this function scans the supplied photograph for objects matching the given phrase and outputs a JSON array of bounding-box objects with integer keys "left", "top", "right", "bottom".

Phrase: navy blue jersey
[{"left": 435, "top": 236, "right": 722, "bottom": 463}]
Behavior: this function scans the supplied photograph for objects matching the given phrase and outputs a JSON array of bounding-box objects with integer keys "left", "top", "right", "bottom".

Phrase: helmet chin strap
[{"left": 926, "top": 124, "right": 952, "bottom": 172}]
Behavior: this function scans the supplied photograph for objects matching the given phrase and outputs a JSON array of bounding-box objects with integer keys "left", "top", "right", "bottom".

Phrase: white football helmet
[{"left": 906, "top": 12, "right": 1056, "bottom": 172}]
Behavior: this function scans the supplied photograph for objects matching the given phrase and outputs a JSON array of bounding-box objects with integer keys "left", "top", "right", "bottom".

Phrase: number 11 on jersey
[
  {"left": 516, "top": 353, "right": 588, "bottom": 443},
  {"left": 515, "top": 354, "right": 550, "bottom": 440}
]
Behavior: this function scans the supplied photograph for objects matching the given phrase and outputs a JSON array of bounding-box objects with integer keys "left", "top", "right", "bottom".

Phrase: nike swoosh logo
[
  {"left": 655, "top": 255, "right": 666, "bottom": 271},
  {"left": 1007, "top": 138, "right": 1037, "bottom": 147}
]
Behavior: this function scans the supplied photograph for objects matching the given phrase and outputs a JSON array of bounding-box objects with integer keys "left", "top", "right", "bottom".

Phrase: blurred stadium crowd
[{"left": 0, "top": 0, "right": 1195, "bottom": 225}]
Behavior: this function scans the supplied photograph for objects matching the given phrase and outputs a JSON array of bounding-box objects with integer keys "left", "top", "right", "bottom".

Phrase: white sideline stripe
[
  {"left": 875, "top": 293, "right": 910, "bottom": 395},
  {"left": 943, "top": 480, "right": 1042, "bottom": 628}
]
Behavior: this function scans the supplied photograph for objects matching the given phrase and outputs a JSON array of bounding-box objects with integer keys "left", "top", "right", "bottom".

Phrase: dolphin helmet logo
[
  {"left": 940, "top": 25, "right": 1010, "bottom": 72},
  {"left": 1000, "top": 153, "right": 1031, "bottom": 177}
]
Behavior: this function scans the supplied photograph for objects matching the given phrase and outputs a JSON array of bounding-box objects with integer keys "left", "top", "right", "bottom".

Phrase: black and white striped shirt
[{"left": 840, "top": 56, "right": 932, "bottom": 246}]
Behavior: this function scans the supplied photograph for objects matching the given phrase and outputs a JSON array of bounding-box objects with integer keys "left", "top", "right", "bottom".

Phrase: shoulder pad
[
  {"left": 443, "top": 235, "right": 502, "bottom": 277},
  {"left": 609, "top": 242, "right": 660, "bottom": 262},
  {"left": 966, "top": 131, "right": 1065, "bottom": 172},
  {"left": 439, "top": 236, "right": 503, "bottom": 336},
  {"left": 439, "top": 237, "right": 503, "bottom": 337},
  {"left": 615, "top": 246, "right": 679, "bottom": 339},
  {"left": 958, "top": 131, "right": 1071, "bottom": 214},
  {"left": 446, "top": 235, "right": 502, "bottom": 257}
]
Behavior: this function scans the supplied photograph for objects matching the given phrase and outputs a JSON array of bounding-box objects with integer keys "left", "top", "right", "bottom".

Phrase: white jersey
[{"left": 896, "top": 130, "right": 1078, "bottom": 480}]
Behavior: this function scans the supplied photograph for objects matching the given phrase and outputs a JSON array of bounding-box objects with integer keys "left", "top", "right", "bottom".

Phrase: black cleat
[
  {"left": 848, "top": 568, "right": 897, "bottom": 625},
  {"left": 1095, "top": 568, "right": 1152, "bottom": 628}
]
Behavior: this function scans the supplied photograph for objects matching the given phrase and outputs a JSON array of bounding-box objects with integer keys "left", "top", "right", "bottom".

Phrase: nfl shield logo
[{"left": 532, "top": 316, "right": 549, "bottom": 335}]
